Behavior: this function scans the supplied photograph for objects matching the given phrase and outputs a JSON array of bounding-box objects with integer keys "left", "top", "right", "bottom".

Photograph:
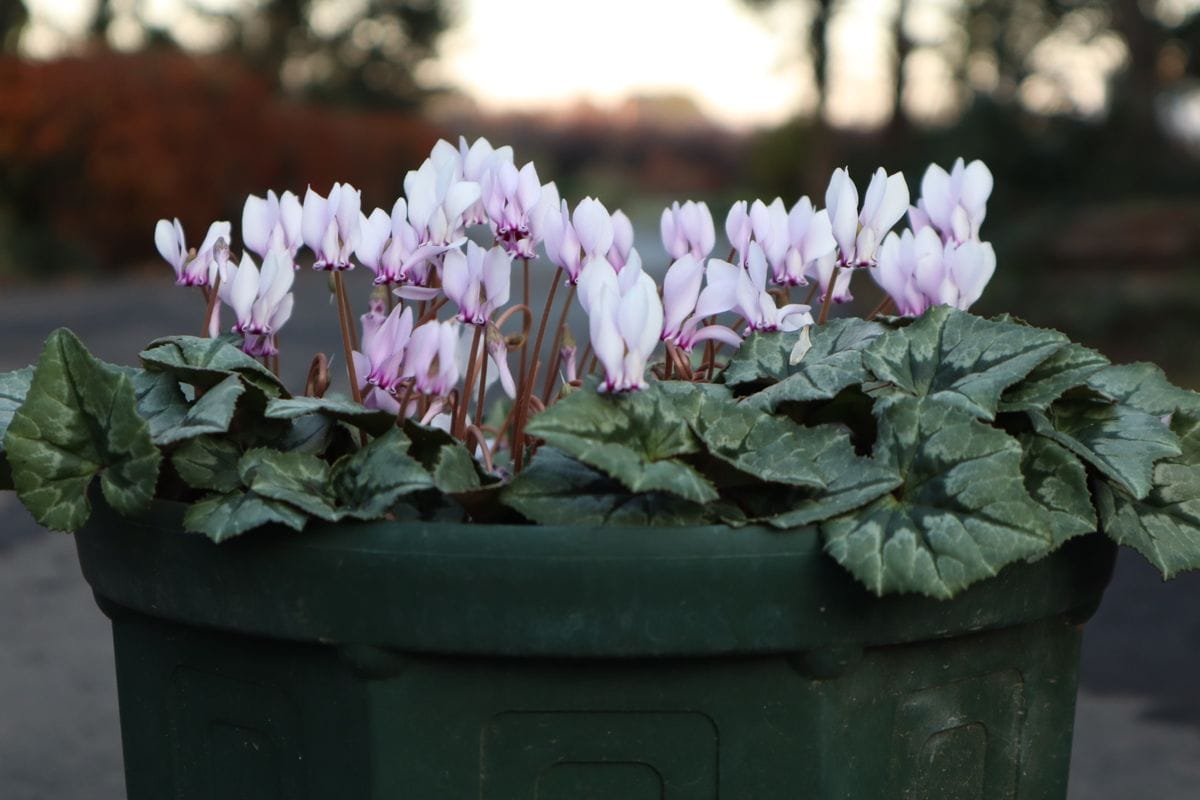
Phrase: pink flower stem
[
  {"left": 454, "top": 324, "right": 484, "bottom": 439},
  {"left": 332, "top": 271, "right": 363, "bottom": 404}
]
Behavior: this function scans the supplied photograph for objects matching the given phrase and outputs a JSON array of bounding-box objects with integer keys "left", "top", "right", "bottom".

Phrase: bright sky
[
  {"left": 435, "top": 0, "right": 813, "bottom": 128},
  {"left": 22, "top": 0, "right": 1150, "bottom": 129}
]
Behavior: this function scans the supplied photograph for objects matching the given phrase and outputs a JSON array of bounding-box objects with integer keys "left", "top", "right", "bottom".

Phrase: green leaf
[
  {"left": 822, "top": 396, "right": 1054, "bottom": 598},
  {"left": 273, "top": 414, "right": 335, "bottom": 455},
  {"left": 183, "top": 490, "right": 308, "bottom": 543},
  {"left": 135, "top": 371, "right": 245, "bottom": 445},
  {"left": 1096, "top": 470, "right": 1200, "bottom": 579},
  {"left": 171, "top": 436, "right": 242, "bottom": 492},
  {"left": 140, "top": 335, "right": 285, "bottom": 397},
  {"left": 1017, "top": 434, "right": 1096, "bottom": 547},
  {"left": 1086, "top": 363, "right": 1200, "bottom": 417},
  {"left": 238, "top": 448, "right": 339, "bottom": 521},
  {"left": 264, "top": 395, "right": 396, "bottom": 437},
  {"left": 689, "top": 393, "right": 824, "bottom": 489},
  {"left": 735, "top": 318, "right": 887, "bottom": 409},
  {"left": 402, "top": 418, "right": 465, "bottom": 470},
  {"left": 1028, "top": 400, "right": 1181, "bottom": 499},
  {"left": 1170, "top": 410, "right": 1200, "bottom": 462},
  {"left": 998, "top": 342, "right": 1110, "bottom": 413},
  {"left": 501, "top": 449, "right": 711, "bottom": 526},
  {"left": 0, "top": 366, "right": 33, "bottom": 449},
  {"left": 753, "top": 426, "right": 902, "bottom": 528},
  {"left": 331, "top": 428, "right": 434, "bottom": 519},
  {"left": 4, "top": 329, "right": 161, "bottom": 532},
  {"left": 1093, "top": 408, "right": 1200, "bottom": 578},
  {"left": 863, "top": 306, "right": 1066, "bottom": 420},
  {"left": 525, "top": 381, "right": 716, "bottom": 503},
  {"left": 0, "top": 367, "right": 33, "bottom": 490},
  {"left": 432, "top": 442, "right": 482, "bottom": 494}
]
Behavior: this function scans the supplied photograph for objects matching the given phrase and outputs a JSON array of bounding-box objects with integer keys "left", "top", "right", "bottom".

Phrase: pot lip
[{"left": 74, "top": 501, "right": 1118, "bottom": 659}]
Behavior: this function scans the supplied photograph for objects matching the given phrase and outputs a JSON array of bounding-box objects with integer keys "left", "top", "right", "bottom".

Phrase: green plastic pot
[{"left": 75, "top": 501, "right": 1116, "bottom": 799}]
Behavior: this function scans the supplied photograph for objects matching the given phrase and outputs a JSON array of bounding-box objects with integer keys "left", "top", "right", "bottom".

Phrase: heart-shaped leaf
[
  {"left": 525, "top": 381, "right": 716, "bottom": 503},
  {"left": 264, "top": 395, "right": 396, "bottom": 437},
  {"left": 239, "top": 448, "right": 338, "bottom": 521},
  {"left": 501, "top": 448, "right": 711, "bottom": 526},
  {"left": 1086, "top": 363, "right": 1200, "bottom": 417},
  {"left": 733, "top": 318, "right": 887, "bottom": 409},
  {"left": 1016, "top": 434, "right": 1096, "bottom": 546},
  {"left": 184, "top": 490, "right": 309, "bottom": 543},
  {"left": 140, "top": 335, "right": 285, "bottom": 397},
  {"left": 0, "top": 366, "right": 33, "bottom": 490},
  {"left": 172, "top": 436, "right": 242, "bottom": 492},
  {"left": 753, "top": 425, "right": 902, "bottom": 528},
  {"left": 5, "top": 329, "right": 161, "bottom": 531},
  {"left": 689, "top": 392, "right": 825, "bottom": 489},
  {"left": 135, "top": 371, "right": 245, "bottom": 445},
  {"left": 1094, "top": 408, "right": 1200, "bottom": 578},
  {"left": 331, "top": 428, "right": 434, "bottom": 519},
  {"left": 822, "top": 396, "right": 1054, "bottom": 598},
  {"left": 998, "top": 342, "right": 1109, "bottom": 413},
  {"left": 1027, "top": 400, "right": 1180, "bottom": 499},
  {"left": 864, "top": 306, "right": 1066, "bottom": 420}
]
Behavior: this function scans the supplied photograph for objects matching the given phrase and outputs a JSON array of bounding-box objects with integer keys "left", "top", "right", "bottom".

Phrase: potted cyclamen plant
[{"left": 2, "top": 138, "right": 1198, "bottom": 799}]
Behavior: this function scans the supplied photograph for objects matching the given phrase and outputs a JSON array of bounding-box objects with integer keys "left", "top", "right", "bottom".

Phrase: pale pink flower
[
  {"left": 442, "top": 241, "right": 512, "bottom": 325},
  {"left": 402, "top": 320, "right": 461, "bottom": 397},
  {"left": 826, "top": 167, "right": 909, "bottom": 268},
  {"left": 242, "top": 190, "right": 302, "bottom": 262},
  {"left": 352, "top": 304, "right": 415, "bottom": 413},
  {"left": 911, "top": 158, "right": 993, "bottom": 245},
  {"left": 154, "top": 218, "right": 231, "bottom": 287},
  {"left": 587, "top": 269, "right": 663, "bottom": 393},
  {"left": 661, "top": 201, "right": 715, "bottom": 262},
  {"left": 301, "top": 183, "right": 362, "bottom": 271}
]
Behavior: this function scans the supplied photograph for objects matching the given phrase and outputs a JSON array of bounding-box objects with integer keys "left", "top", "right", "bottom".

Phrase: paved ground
[{"left": 1, "top": 274, "right": 1199, "bottom": 798}]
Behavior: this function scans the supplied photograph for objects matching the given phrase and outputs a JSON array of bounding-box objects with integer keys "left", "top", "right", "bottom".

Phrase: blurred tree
[
  {"left": 3, "top": 0, "right": 453, "bottom": 109},
  {"left": 0, "top": 1, "right": 27, "bottom": 54}
]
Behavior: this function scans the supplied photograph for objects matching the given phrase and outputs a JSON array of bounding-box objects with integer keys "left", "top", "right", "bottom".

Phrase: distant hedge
[{"left": 0, "top": 50, "right": 441, "bottom": 276}]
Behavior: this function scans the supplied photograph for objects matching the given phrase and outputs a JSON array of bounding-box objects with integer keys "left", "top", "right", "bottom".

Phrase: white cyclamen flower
[
  {"left": 587, "top": 269, "right": 664, "bottom": 393},
  {"left": 242, "top": 190, "right": 302, "bottom": 262},
  {"left": 154, "top": 218, "right": 231, "bottom": 287},
  {"left": 826, "top": 167, "right": 909, "bottom": 267},
  {"left": 219, "top": 250, "right": 296, "bottom": 337},
  {"left": 661, "top": 200, "right": 716, "bottom": 262},
  {"left": 302, "top": 182, "right": 362, "bottom": 271},
  {"left": 910, "top": 157, "right": 994, "bottom": 245},
  {"left": 442, "top": 241, "right": 513, "bottom": 326}
]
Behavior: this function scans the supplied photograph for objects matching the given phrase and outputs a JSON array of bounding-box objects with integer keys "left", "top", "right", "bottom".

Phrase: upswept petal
[
  {"left": 301, "top": 187, "right": 329, "bottom": 253},
  {"left": 577, "top": 256, "right": 619, "bottom": 314},
  {"left": 440, "top": 247, "right": 473, "bottom": 315},
  {"left": 444, "top": 180, "right": 483, "bottom": 225},
  {"left": 919, "top": 162, "right": 953, "bottom": 231},
  {"left": 825, "top": 168, "right": 859, "bottom": 259},
  {"left": 228, "top": 253, "right": 259, "bottom": 328},
  {"left": 662, "top": 254, "right": 704, "bottom": 338},
  {"left": 573, "top": 197, "right": 614, "bottom": 257},
  {"left": 481, "top": 245, "right": 512, "bottom": 312},
  {"left": 357, "top": 208, "right": 392, "bottom": 272},
  {"left": 154, "top": 218, "right": 185, "bottom": 271},
  {"left": 588, "top": 286, "right": 624, "bottom": 391},
  {"left": 242, "top": 194, "right": 274, "bottom": 257},
  {"left": 279, "top": 191, "right": 302, "bottom": 252}
]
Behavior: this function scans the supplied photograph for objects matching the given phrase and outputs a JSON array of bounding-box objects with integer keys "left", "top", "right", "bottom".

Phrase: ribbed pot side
[{"left": 76, "top": 501, "right": 1116, "bottom": 800}]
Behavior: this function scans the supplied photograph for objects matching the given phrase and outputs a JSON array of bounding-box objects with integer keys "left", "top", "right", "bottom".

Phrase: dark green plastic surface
[{"left": 76, "top": 503, "right": 1116, "bottom": 799}]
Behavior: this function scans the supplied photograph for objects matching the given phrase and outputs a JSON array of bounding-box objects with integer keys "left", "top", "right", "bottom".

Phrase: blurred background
[{"left": 1, "top": 1, "right": 1200, "bottom": 798}]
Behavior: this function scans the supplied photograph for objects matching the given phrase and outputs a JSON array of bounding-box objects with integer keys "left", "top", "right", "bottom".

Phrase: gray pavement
[{"left": 2, "top": 273, "right": 1199, "bottom": 798}]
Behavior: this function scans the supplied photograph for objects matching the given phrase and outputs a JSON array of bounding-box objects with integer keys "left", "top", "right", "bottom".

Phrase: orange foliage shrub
[{"left": 0, "top": 50, "right": 441, "bottom": 273}]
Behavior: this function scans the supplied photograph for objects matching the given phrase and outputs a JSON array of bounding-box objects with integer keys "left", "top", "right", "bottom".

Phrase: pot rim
[{"left": 74, "top": 500, "right": 1117, "bottom": 658}]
